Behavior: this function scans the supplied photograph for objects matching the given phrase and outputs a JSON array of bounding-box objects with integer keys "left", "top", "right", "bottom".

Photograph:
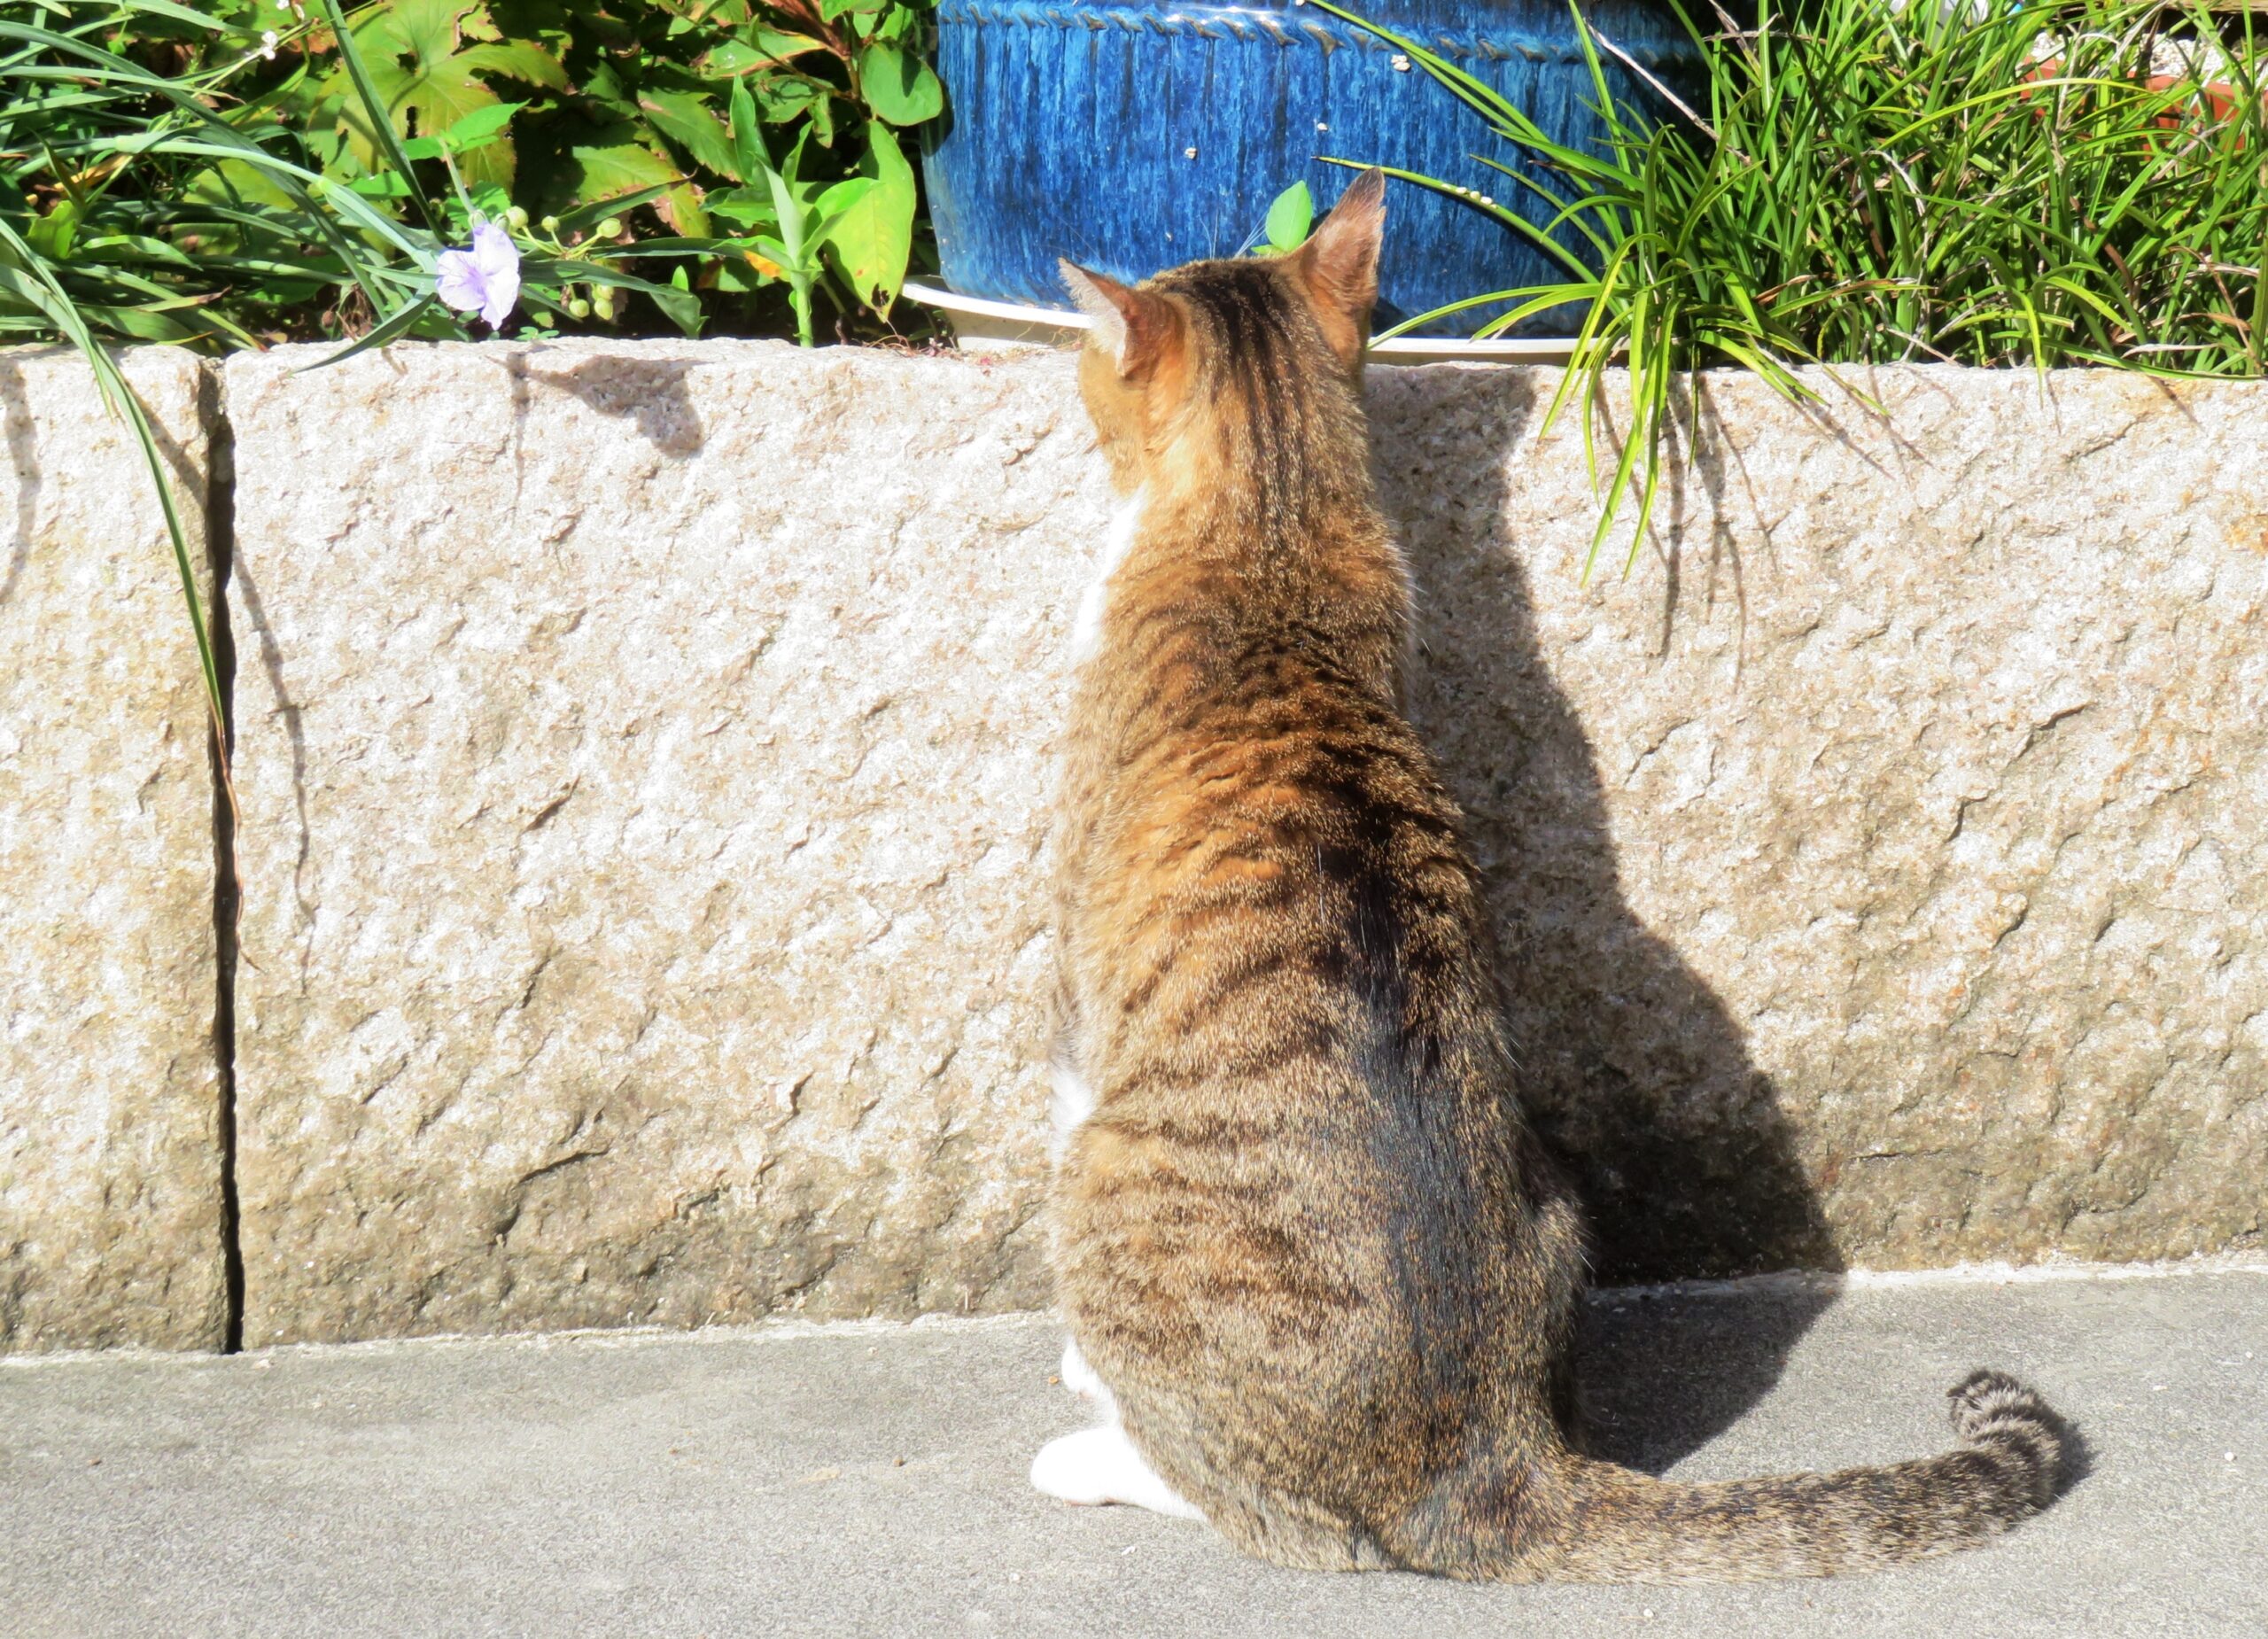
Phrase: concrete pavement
[{"left": 3, "top": 1269, "right": 2263, "bottom": 1637}]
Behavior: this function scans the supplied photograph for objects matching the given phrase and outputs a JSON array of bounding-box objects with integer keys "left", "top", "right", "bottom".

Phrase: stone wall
[
  {"left": 0, "top": 347, "right": 227, "bottom": 1352},
  {"left": 221, "top": 342, "right": 2264, "bottom": 1346},
  {"left": 222, "top": 342, "right": 1094, "bottom": 1348},
  {"left": 1371, "top": 364, "right": 2268, "bottom": 1280},
  {"left": 5, "top": 338, "right": 2264, "bottom": 1351}
]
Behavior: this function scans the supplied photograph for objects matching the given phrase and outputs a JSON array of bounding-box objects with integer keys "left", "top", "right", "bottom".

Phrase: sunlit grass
[{"left": 1321, "top": 0, "right": 2267, "bottom": 574}]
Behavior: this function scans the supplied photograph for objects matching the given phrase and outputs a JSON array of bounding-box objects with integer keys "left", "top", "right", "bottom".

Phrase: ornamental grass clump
[{"left": 1321, "top": 0, "right": 2268, "bottom": 573}]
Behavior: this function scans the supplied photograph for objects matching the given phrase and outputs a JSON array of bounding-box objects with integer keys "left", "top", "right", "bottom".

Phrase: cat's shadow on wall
[{"left": 1370, "top": 367, "right": 1841, "bottom": 1475}]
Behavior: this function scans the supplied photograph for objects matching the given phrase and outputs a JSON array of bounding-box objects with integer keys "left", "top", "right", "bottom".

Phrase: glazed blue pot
[{"left": 921, "top": 0, "right": 1697, "bottom": 337}]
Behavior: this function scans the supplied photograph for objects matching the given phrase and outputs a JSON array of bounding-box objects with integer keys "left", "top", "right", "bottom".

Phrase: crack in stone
[{"left": 200, "top": 363, "right": 245, "bottom": 1355}]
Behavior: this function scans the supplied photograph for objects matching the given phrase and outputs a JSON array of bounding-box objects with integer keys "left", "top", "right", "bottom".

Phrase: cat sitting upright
[{"left": 1030, "top": 168, "right": 2064, "bottom": 1582}]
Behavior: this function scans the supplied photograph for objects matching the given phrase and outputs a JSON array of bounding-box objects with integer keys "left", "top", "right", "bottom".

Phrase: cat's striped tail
[{"left": 1465, "top": 1370, "right": 2065, "bottom": 1583}]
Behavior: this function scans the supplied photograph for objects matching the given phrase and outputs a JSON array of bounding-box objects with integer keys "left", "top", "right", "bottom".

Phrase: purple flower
[{"left": 434, "top": 220, "right": 521, "bottom": 330}]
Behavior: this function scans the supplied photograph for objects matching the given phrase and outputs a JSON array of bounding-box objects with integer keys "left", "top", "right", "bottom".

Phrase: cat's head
[{"left": 1057, "top": 169, "right": 1386, "bottom": 493}]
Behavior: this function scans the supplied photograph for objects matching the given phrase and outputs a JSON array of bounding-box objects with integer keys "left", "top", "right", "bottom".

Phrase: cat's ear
[
  {"left": 1059, "top": 260, "right": 1181, "bottom": 380},
  {"left": 1291, "top": 169, "right": 1386, "bottom": 368}
]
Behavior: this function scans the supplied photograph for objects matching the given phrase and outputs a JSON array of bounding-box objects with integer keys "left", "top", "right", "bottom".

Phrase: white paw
[
  {"left": 1060, "top": 1337, "right": 1109, "bottom": 1405},
  {"left": 1030, "top": 1427, "right": 1115, "bottom": 1507},
  {"left": 1029, "top": 1424, "right": 1204, "bottom": 1522}
]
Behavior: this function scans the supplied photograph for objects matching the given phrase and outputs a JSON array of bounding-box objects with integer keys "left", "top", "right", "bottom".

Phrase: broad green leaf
[
  {"left": 699, "top": 27, "right": 827, "bottom": 77},
  {"left": 1262, "top": 180, "right": 1313, "bottom": 253},
  {"left": 451, "top": 43, "right": 568, "bottom": 92},
  {"left": 804, "top": 82, "right": 836, "bottom": 146},
  {"left": 563, "top": 132, "right": 685, "bottom": 210},
  {"left": 27, "top": 198, "right": 80, "bottom": 260},
  {"left": 641, "top": 87, "right": 740, "bottom": 182},
  {"left": 727, "top": 73, "right": 770, "bottom": 180},
  {"left": 812, "top": 175, "right": 876, "bottom": 221},
  {"left": 869, "top": 4, "right": 922, "bottom": 45},
  {"left": 579, "top": 58, "right": 631, "bottom": 104},
  {"left": 400, "top": 102, "right": 520, "bottom": 160},
  {"left": 704, "top": 184, "right": 778, "bottom": 230},
  {"left": 751, "top": 76, "right": 819, "bottom": 128},
  {"left": 856, "top": 41, "right": 943, "bottom": 127},
  {"left": 358, "top": 0, "right": 476, "bottom": 59},
  {"left": 819, "top": 121, "right": 913, "bottom": 312},
  {"left": 324, "top": 1, "right": 564, "bottom": 190},
  {"left": 663, "top": 181, "right": 712, "bottom": 238},
  {"left": 440, "top": 97, "right": 524, "bottom": 150}
]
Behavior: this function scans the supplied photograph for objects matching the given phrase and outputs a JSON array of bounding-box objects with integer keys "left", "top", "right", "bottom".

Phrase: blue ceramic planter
[{"left": 921, "top": 0, "right": 1697, "bottom": 337}]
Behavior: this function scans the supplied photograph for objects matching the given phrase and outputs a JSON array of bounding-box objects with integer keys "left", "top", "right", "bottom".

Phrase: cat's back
[
  {"left": 1050, "top": 572, "right": 1553, "bottom": 1549},
  {"left": 1058, "top": 493, "right": 1533, "bottom": 1331}
]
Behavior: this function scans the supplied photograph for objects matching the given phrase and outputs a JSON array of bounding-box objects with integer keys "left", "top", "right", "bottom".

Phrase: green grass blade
[
  {"left": 0, "top": 216, "right": 228, "bottom": 774},
  {"left": 306, "top": 0, "right": 440, "bottom": 236}
]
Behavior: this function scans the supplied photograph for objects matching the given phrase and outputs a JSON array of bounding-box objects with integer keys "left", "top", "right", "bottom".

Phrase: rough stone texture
[
  {"left": 228, "top": 341, "right": 2268, "bottom": 1343},
  {"left": 0, "top": 346, "right": 226, "bottom": 1352},
  {"left": 224, "top": 341, "right": 1102, "bottom": 1346},
  {"left": 1374, "top": 364, "right": 2268, "bottom": 1279}
]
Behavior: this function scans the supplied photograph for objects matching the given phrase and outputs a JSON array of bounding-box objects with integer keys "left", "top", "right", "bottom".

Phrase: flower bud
[
  {"left": 595, "top": 216, "right": 624, "bottom": 239},
  {"left": 540, "top": 214, "right": 560, "bottom": 234},
  {"left": 567, "top": 298, "right": 592, "bottom": 320},
  {"left": 504, "top": 206, "right": 529, "bottom": 231}
]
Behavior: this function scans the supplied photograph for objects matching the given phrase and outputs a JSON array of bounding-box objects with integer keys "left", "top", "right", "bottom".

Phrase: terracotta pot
[{"left": 2025, "top": 55, "right": 2266, "bottom": 128}]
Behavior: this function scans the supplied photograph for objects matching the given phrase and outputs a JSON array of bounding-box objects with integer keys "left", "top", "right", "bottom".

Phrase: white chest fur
[
  {"left": 1071, "top": 488, "right": 1146, "bottom": 665},
  {"left": 1048, "top": 1058, "right": 1096, "bottom": 1161}
]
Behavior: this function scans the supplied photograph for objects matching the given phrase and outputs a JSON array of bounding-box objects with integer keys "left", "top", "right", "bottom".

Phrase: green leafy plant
[
  {"left": 723, "top": 70, "right": 910, "bottom": 343},
  {"left": 5, "top": 0, "right": 942, "bottom": 354},
  {"left": 3, "top": 0, "right": 950, "bottom": 812},
  {"left": 1323, "top": 0, "right": 2268, "bottom": 575},
  {"left": 294, "top": 0, "right": 938, "bottom": 334}
]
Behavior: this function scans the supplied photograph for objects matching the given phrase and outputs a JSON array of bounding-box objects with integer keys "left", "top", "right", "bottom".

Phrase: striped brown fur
[{"left": 1037, "top": 170, "right": 2066, "bottom": 1581}]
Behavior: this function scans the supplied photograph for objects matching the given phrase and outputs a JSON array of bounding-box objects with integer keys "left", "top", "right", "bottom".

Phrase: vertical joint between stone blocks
[{"left": 199, "top": 365, "right": 245, "bottom": 1354}]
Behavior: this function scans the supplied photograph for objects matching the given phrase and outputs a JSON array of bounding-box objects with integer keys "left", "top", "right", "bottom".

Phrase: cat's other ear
[
  {"left": 1291, "top": 168, "right": 1386, "bottom": 369},
  {"left": 1060, "top": 260, "right": 1182, "bottom": 380}
]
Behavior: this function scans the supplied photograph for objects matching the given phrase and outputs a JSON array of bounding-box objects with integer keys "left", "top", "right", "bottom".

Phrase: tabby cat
[{"left": 1029, "top": 168, "right": 2066, "bottom": 1582}]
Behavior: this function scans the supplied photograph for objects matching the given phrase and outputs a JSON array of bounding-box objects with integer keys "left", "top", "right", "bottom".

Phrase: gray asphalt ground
[{"left": 3, "top": 1270, "right": 2262, "bottom": 1638}]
